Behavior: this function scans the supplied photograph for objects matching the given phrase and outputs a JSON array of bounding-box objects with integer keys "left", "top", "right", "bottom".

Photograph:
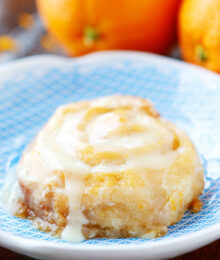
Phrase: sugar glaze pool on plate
[{"left": 0, "top": 51, "right": 219, "bottom": 260}]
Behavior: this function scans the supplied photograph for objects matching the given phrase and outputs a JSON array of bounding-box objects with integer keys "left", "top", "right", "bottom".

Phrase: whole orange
[
  {"left": 179, "top": 0, "right": 220, "bottom": 73},
  {"left": 37, "top": 0, "right": 181, "bottom": 56}
]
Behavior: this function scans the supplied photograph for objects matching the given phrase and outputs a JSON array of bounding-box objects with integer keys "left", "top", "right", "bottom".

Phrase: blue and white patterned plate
[{"left": 0, "top": 51, "right": 219, "bottom": 260}]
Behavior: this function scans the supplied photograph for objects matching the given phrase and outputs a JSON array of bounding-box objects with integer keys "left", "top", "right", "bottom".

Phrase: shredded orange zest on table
[
  {"left": 0, "top": 36, "right": 18, "bottom": 53},
  {"left": 18, "top": 13, "right": 34, "bottom": 29},
  {"left": 40, "top": 34, "right": 58, "bottom": 52}
]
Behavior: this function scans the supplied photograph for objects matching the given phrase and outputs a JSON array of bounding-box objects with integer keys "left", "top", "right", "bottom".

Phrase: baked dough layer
[{"left": 15, "top": 95, "right": 204, "bottom": 241}]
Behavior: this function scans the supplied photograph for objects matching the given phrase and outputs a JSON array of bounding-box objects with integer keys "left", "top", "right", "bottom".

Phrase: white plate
[{"left": 0, "top": 51, "right": 219, "bottom": 259}]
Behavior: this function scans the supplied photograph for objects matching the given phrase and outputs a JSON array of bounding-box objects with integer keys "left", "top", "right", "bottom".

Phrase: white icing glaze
[{"left": 17, "top": 96, "right": 181, "bottom": 241}]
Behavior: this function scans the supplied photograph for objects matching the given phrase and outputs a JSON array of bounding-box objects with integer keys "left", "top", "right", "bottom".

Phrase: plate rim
[
  {"left": 0, "top": 50, "right": 220, "bottom": 79},
  {"left": 0, "top": 224, "right": 219, "bottom": 259}
]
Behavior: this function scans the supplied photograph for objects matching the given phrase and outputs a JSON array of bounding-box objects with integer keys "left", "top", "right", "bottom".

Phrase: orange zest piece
[
  {"left": 169, "top": 196, "right": 176, "bottom": 211},
  {"left": 190, "top": 199, "right": 203, "bottom": 213}
]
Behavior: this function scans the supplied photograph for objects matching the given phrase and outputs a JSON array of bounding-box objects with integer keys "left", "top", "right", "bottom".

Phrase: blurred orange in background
[
  {"left": 37, "top": 0, "right": 181, "bottom": 56},
  {"left": 179, "top": 0, "right": 220, "bottom": 73}
]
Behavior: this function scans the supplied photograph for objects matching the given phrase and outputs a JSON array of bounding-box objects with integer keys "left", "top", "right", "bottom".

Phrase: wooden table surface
[{"left": 0, "top": 240, "right": 219, "bottom": 260}]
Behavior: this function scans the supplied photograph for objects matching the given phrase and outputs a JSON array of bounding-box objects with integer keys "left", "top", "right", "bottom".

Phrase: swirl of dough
[{"left": 16, "top": 95, "right": 204, "bottom": 241}]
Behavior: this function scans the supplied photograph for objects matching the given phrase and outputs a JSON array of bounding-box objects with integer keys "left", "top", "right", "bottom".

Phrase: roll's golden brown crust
[{"left": 15, "top": 95, "right": 204, "bottom": 241}]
